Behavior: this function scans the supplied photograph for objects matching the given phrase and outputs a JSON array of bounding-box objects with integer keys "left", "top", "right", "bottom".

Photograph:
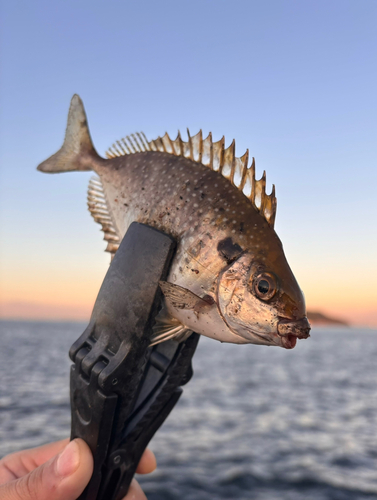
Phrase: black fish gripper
[{"left": 69, "top": 222, "right": 200, "bottom": 500}]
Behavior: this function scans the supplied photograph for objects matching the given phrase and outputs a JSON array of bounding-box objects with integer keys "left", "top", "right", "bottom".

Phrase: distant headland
[{"left": 307, "top": 311, "right": 349, "bottom": 326}]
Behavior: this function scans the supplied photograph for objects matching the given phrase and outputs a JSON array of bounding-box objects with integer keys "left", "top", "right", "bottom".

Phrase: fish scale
[
  {"left": 37, "top": 94, "right": 310, "bottom": 349},
  {"left": 95, "top": 152, "right": 277, "bottom": 299}
]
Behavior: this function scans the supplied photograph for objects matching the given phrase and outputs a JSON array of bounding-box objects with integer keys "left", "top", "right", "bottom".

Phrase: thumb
[{"left": 0, "top": 439, "right": 93, "bottom": 500}]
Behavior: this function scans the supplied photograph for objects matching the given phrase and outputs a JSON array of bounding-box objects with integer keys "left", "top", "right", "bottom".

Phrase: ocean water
[{"left": 0, "top": 320, "right": 376, "bottom": 499}]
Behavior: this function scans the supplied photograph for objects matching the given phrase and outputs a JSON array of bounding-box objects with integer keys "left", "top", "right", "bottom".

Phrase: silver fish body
[{"left": 38, "top": 95, "right": 310, "bottom": 349}]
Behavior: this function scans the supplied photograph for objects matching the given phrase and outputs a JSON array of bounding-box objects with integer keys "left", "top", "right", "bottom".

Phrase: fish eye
[{"left": 253, "top": 273, "right": 277, "bottom": 301}]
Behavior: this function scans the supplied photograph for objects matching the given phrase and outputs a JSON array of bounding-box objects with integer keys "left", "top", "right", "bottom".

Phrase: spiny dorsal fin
[
  {"left": 105, "top": 130, "right": 277, "bottom": 228},
  {"left": 87, "top": 176, "right": 120, "bottom": 256}
]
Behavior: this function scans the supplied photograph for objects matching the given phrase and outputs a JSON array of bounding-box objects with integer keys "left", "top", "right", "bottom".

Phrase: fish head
[{"left": 217, "top": 247, "right": 310, "bottom": 349}]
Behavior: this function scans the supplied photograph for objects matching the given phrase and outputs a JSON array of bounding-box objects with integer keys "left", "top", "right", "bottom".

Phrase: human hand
[{"left": 0, "top": 438, "right": 156, "bottom": 500}]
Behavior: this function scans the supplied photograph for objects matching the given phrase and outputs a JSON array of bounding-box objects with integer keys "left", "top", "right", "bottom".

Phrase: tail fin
[{"left": 37, "top": 95, "right": 103, "bottom": 173}]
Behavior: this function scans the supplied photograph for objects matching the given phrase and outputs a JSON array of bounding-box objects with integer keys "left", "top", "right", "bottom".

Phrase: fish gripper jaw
[{"left": 69, "top": 222, "right": 200, "bottom": 500}]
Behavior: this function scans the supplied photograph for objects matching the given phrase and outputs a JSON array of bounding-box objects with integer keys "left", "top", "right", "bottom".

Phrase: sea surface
[{"left": 0, "top": 320, "right": 376, "bottom": 499}]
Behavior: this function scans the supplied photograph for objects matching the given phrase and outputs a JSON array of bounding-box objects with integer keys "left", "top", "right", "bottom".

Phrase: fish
[{"left": 37, "top": 95, "right": 310, "bottom": 349}]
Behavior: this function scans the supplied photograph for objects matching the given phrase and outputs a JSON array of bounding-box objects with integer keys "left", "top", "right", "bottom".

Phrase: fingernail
[{"left": 56, "top": 440, "right": 80, "bottom": 477}]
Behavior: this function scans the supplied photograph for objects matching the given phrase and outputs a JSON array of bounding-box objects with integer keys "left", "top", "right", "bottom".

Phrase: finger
[
  {"left": 121, "top": 478, "right": 147, "bottom": 500},
  {"left": 0, "top": 439, "right": 69, "bottom": 484},
  {"left": 0, "top": 438, "right": 93, "bottom": 500},
  {"left": 136, "top": 448, "right": 156, "bottom": 475}
]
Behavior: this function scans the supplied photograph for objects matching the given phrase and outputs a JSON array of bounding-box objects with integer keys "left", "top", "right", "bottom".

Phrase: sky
[{"left": 0, "top": 0, "right": 376, "bottom": 326}]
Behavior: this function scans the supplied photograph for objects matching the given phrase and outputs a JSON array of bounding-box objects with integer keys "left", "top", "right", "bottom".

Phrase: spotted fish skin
[
  {"left": 96, "top": 152, "right": 302, "bottom": 318},
  {"left": 37, "top": 95, "right": 310, "bottom": 349}
]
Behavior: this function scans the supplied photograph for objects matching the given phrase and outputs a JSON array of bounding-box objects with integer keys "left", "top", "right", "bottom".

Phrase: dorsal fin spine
[
  {"left": 211, "top": 136, "right": 224, "bottom": 172},
  {"left": 173, "top": 131, "right": 183, "bottom": 155},
  {"left": 201, "top": 132, "right": 212, "bottom": 168},
  {"left": 230, "top": 140, "right": 237, "bottom": 183},
  {"left": 105, "top": 130, "right": 277, "bottom": 227},
  {"left": 187, "top": 129, "right": 193, "bottom": 159},
  {"left": 182, "top": 135, "right": 190, "bottom": 158},
  {"left": 155, "top": 137, "right": 164, "bottom": 152},
  {"left": 261, "top": 171, "right": 267, "bottom": 211},
  {"left": 260, "top": 171, "right": 267, "bottom": 213},
  {"left": 189, "top": 130, "right": 202, "bottom": 162},
  {"left": 221, "top": 139, "right": 235, "bottom": 180},
  {"left": 248, "top": 159, "right": 256, "bottom": 209},
  {"left": 269, "top": 186, "right": 277, "bottom": 227},
  {"left": 239, "top": 150, "right": 249, "bottom": 190},
  {"left": 161, "top": 132, "right": 172, "bottom": 153},
  {"left": 197, "top": 130, "right": 203, "bottom": 163}
]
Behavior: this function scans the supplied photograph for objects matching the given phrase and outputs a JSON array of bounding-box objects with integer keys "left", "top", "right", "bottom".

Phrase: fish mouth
[{"left": 277, "top": 317, "right": 311, "bottom": 350}]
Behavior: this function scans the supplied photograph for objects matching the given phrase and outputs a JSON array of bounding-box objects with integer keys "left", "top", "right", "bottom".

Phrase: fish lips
[{"left": 277, "top": 317, "right": 311, "bottom": 349}]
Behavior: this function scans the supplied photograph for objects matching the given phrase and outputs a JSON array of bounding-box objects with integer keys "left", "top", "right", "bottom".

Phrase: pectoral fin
[
  {"left": 149, "top": 282, "right": 216, "bottom": 346},
  {"left": 150, "top": 303, "right": 192, "bottom": 346},
  {"left": 159, "top": 281, "right": 215, "bottom": 312}
]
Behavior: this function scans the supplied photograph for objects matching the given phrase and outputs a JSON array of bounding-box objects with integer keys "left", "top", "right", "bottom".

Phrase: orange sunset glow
[
  {"left": 1, "top": 245, "right": 376, "bottom": 326},
  {"left": 1, "top": 2, "right": 376, "bottom": 330}
]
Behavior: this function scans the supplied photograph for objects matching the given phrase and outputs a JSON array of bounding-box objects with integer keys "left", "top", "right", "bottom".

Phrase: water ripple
[{"left": 0, "top": 321, "right": 376, "bottom": 499}]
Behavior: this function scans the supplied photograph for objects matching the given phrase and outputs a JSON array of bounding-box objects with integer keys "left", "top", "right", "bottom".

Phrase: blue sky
[{"left": 0, "top": 1, "right": 376, "bottom": 324}]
